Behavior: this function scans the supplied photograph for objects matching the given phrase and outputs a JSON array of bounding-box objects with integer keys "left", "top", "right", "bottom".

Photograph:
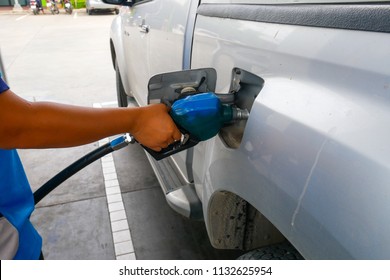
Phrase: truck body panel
[{"left": 108, "top": 0, "right": 390, "bottom": 259}]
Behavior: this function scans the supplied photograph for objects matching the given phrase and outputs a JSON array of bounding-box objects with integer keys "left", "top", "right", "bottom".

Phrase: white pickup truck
[{"left": 103, "top": 0, "right": 390, "bottom": 259}]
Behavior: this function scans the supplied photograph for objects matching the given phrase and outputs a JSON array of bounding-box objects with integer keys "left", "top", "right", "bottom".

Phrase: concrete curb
[{"left": 0, "top": 10, "right": 29, "bottom": 15}]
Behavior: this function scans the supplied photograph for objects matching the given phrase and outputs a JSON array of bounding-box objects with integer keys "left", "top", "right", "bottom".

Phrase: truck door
[
  {"left": 144, "top": 0, "right": 196, "bottom": 183},
  {"left": 121, "top": 0, "right": 153, "bottom": 106}
]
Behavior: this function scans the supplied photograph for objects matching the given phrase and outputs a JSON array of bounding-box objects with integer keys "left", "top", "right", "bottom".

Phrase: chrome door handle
[{"left": 139, "top": 24, "right": 149, "bottom": 33}]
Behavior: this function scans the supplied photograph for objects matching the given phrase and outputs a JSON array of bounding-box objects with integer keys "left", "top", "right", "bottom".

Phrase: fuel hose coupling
[{"left": 110, "top": 133, "right": 134, "bottom": 151}]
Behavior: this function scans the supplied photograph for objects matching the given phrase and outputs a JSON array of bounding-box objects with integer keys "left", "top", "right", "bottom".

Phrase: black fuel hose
[{"left": 33, "top": 134, "right": 132, "bottom": 205}]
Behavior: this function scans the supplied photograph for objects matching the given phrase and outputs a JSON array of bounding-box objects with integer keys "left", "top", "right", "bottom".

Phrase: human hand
[{"left": 132, "top": 104, "right": 182, "bottom": 151}]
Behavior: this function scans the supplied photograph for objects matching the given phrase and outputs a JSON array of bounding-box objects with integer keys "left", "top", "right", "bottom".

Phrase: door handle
[{"left": 139, "top": 24, "right": 150, "bottom": 33}]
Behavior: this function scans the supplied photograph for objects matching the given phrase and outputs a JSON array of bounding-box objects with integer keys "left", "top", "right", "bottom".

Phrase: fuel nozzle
[
  {"left": 143, "top": 92, "right": 249, "bottom": 160},
  {"left": 170, "top": 92, "right": 249, "bottom": 142}
]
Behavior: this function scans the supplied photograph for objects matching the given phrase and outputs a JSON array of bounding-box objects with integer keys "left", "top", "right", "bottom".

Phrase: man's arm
[{"left": 0, "top": 89, "right": 181, "bottom": 151}]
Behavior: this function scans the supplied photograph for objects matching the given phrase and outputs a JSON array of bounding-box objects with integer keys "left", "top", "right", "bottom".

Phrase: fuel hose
[{"left": 33, "top": 134, "right": 132, "bottom": 205}]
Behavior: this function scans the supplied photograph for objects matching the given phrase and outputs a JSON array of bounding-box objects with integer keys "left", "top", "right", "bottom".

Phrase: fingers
[
  {"left": 150, "top": 146, "right": 162, "bottom": 152},
  {"left": 155, "top": 103, "right": 181, "bottom": 138},
  {"left": 173, "top": 129, "right": 182, "bottom": 142},
  {"left": 149, "top": 136, "right": 182, "bottom": 152},
  {"left": 134, "top": 104, "right": 182, "bottom": 152}
]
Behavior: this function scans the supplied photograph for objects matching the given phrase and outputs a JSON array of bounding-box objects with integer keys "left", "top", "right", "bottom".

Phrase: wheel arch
[
  {"left": 109, "top": 16, "right": 131, "bottom": 96},
  {"left": 110, "top": 39, "right": 116, "bottom": 70},
  {"left": 206, "top": 190, "right": 286, "bottom": 251}
]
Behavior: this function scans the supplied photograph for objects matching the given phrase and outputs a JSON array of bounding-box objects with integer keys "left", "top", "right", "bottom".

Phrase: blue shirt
[{"left": 0, "top": 78, "right": 42, "bottom": 259}]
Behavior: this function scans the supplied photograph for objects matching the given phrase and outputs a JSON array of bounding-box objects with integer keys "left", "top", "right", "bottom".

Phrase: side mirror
[{"left": 102, "top": 0, "right": 133, "bottom": 6}]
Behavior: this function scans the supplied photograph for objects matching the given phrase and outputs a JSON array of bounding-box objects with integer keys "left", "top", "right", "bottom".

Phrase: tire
[
  {"left": 237, "top": 242, "right": 304, "bottom": 260},
  {"left": 115, "top": 59, "right": 128, "bottom": 107},
  {"left": 115, "top": 9, "right": 119, "bottom": 14}
]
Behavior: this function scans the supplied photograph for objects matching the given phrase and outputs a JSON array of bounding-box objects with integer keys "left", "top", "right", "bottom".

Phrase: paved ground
[{"left": 0, "top": 9, "right": 242, "bottom": 260}]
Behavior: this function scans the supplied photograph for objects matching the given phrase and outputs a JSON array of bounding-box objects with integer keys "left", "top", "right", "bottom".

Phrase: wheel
[
  {"left": 115, "top": 9, "right": 119, "bottom": 14},
  {"left": 237, "top": 242, "right": 304, "bottom": 260},
  {"left": 88, "top": 8, "right": 92, "bottom": 15},
  {"left": 115, "top": 59, "right": 129, "bottom": 107}
]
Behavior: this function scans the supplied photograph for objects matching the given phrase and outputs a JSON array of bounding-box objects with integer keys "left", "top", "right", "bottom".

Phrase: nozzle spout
[{"left": 232, "top": 107, "right": 250, "bottom": 121}]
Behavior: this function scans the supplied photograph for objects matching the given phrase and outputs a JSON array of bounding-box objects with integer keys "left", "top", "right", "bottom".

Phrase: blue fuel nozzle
[
  {"left": 143, "top": 92, "right": 248, "bottom": 161},
  {"left": 170, "top": 92, "right": 248, "bottom": 141}
]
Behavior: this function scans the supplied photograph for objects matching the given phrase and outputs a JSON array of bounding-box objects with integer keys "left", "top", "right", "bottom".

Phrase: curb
[{"left": 0, "top": 10, "right": 29, "bottom": 15}]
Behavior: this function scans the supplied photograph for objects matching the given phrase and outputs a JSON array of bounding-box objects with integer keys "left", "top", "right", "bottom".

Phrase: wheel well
[
  {"left": 110, "top": 39, "right": 116, "bottom": 70},
  {"left": 207, "top": 191, "right": 285, "bottom": 251}
]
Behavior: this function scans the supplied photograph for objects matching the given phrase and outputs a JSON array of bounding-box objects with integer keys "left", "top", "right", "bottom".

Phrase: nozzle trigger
[{"left": 141, "top": 136, "right": 198, "bottom": 161}]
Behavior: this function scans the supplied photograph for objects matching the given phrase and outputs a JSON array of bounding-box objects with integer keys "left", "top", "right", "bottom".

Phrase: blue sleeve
[{"left": 0, "top": 77, "right": 10, "bottom": 94}]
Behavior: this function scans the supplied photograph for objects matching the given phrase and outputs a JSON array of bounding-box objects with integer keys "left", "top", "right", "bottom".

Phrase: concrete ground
[{"left": 0, "top": 8, "right": 242, "bottom": 260}]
